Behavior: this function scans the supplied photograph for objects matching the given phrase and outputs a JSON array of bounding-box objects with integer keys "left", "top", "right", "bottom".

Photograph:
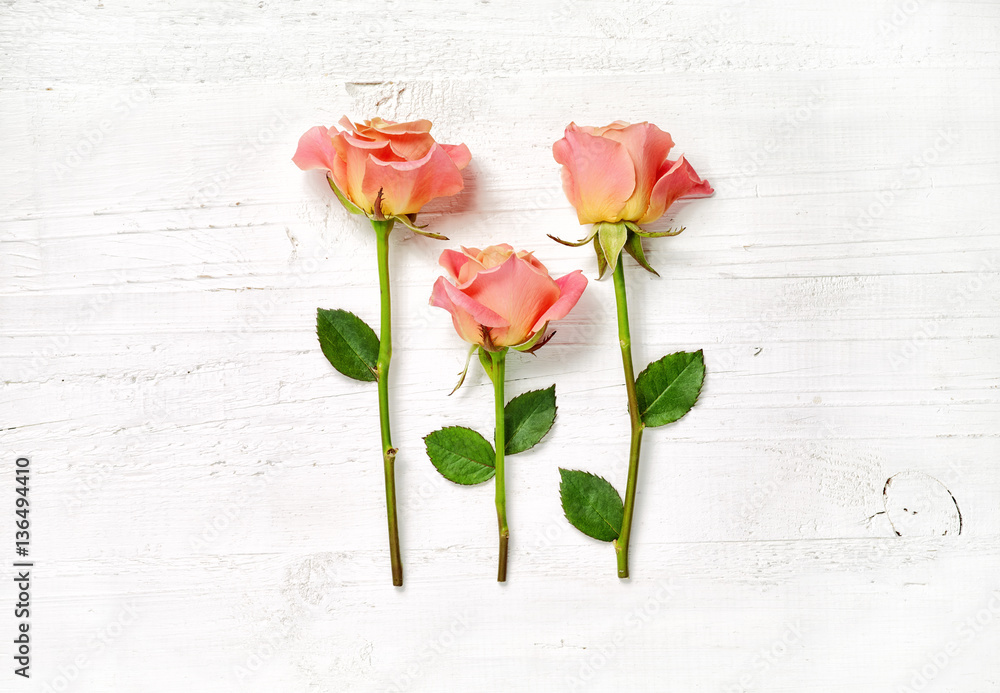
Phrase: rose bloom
[
  {"left": 553, "top": 121, "right": 713, "bottom": 225},
  {"left": 293, "top": 116, "right": 471, "bottom": 217},
  {"left": 430, "top": 245, "right": 588, "bottom": 349}
]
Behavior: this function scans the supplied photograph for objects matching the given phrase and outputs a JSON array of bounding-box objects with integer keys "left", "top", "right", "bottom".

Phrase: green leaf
[
  {"left": 597, "top": 221, "right": 628, "bottom": 273},
  {"left": 316, "top": 308, "right": 380, "bottom": 382},
  {"left": 504, "top": 385, "right": 557, "bottom": 455},
  {"left": 424, "top": 426, "right": 496, "bottom": 485},
  {"left": 558, "top": 469, "right": 623, "bottom": 542},
  {"left": 623, "top": 230, "right": 660, "bottom": 277},
  {"left": 635, "top": 350, "right": 706, "bottom": 427}
]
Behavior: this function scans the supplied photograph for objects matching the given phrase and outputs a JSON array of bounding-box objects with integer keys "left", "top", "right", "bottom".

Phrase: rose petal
[
  {"left": 514, "top": 249, "right": 550, "bottom": 278},
  {"left": 579, "top": 121, "right": 629, "bottom": 137},
  {"left": 531, "top": 270, "right": 588, "bottom": 332},
  {"left": 441, "top": 143, "right": 472, "bottom": 170},
  {"left": 330, "top": 132, "right": 404, "bottom": 213},
  {"left": 362, "top": 143, "right": 466, "bottom": 216},
  {"left": 347, "top": 117, "right": 439, "bottom": 159},
  {"left": 602, "top": 123, "right": 675, "bottom": 221},
  {"left": 474, "top": 244, "right": 515, "bottom": 270},
  {"left": 365, "top": 118, "right": 433, "bottom": 135},
  {"left": 292, "top": 126, "right": 340, "bottom": 173},
  {"left": 431, "top": 274, "right": 510, "bottom": 349},
  {"left": 458, "top": 244, "right": 521, "bottom": 286},
  {"left": 638, "top": 155, "right": 714, "bottom": 225},
  {"left": 553, "top": 124, "right": 636, "bottom": 225},
  {"left": 339, "top": 131, "right": 403, "bottom": 158},
  {"left": 383, "top": 134, "right": 437, "bottom": 160},
  {"left": 463, "top": 254, "right": 561, "bottom": 346},
  {"left": 440, "top": 276, "right": 509, "bottom": 328},
  {"left": 439, "top": 249, "right": 472, "bottom": 281},
  {"left": 430, "top": 277, "right": 491, "bottom": 345}
]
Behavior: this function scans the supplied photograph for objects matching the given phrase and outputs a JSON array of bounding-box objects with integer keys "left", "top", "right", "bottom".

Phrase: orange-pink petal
[
  {"left": 292, "top": 126, "right": 340, "bottom": 173},
  {"left": 513, "top": 249, "right": 550, "bottom": 278},
  {"left": 463, "top": 255, "right": 561, "bottom": 346},
  {"left": 362, "top": 143, "right": 466, "bottom": 216},
  {"left": 330, "top": 132, "right": 399, "bottom": 213},
  {"left": 531, "top": 270, "right": 588, "bottom": 332},
  {"left": 365, "top": 118, "right": 433, "bottom": 135},
  {"left": 638, "top": 155, "right": 714, "bottom": 225},
  {"left": 472, "top": 244, "right": 514, "bottom": 270},
  {"left": 343, "top": 117, "right": 439, "bottom": 160},
  {"left": 430, "top": 277, "right": 490, "bottom": 346},
  {"left": 337, "top": 115, "right": 359, "bottom": 134},
  {"left": 553, "top": 124, "right": 636, "bottom": 225},
  {"left": 383, "top": 133, "right": 436, "bottom": 160},
  {"left": 441, "top": 143, "right": 472, "bottom": 170},
  {"left": 431, "top": 275, "right": 510, "bottom": 346},
  {"left": 602, "top": 123, "right": 675, "bottom": 221},
  {"left": 439, "top": 249, "right": 472, "bottom": 281}
]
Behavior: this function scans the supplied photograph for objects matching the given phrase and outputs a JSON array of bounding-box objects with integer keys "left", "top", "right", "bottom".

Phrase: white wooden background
[{"left": 2, "top": 0, "right": 999, "bottom": 691}]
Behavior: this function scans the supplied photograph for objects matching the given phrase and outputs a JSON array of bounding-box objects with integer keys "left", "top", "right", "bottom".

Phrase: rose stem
[
  {"left": 612, "top": 259, "right": 645, "bottom": 579},
  {"left": 373, "top": 219, "right": 403, "bottom": 587},
  {"left": 490, "top": 348, "right": 509, "bottom": 582}
]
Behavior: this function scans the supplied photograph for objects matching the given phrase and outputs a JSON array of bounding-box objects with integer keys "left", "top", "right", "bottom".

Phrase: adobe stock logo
[
  {"left": 896, "top": 589, "right": 1000, "bottom": 692},
  {"left": 724, "top": 621, "right": 804, "bottom": 693},
  {"left": 849, "top": 129, "right": 960, "bottom": 238}
]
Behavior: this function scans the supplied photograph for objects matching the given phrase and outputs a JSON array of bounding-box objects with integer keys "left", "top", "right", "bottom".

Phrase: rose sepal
[
  {"left": 327, "top": 174, "right": 365, "bottom": 215},
  {"left": 394, "top": 212, "right": 449, "bottom": 240}
]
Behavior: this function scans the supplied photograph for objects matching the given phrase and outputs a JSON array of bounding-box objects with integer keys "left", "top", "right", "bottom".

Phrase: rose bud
[
  {"left": 430, "top": 244, "right": 587, "bottom": 353},
  {"left": 551, "top": 121, "right": 713, "bottom": 276}
]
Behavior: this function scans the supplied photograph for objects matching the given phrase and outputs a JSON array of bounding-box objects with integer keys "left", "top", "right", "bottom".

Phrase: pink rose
[
  {"left": 430, "top": 244, "right": 588, "bottom": 349},
  {"left": 293, "top": 116, "right": 471, "bottom": 218},
  {"left": 553, "top": 121, "right": 713, "bottom": 225}
]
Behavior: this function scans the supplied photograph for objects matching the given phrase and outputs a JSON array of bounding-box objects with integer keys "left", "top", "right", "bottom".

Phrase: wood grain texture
[{"left": 2, "top": 0, "right": 999, "bottom": 690}]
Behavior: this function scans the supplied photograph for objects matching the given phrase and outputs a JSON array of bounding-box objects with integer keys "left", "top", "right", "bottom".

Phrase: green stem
[
  {"left": 373, "top": 219, "right": 403, "bottom": 587},
  {"left": 612, "top": 259, "right": 645, "bottom": 579},
  {"left": 490, "top": 348, "right": 509, "bottom": 582}
]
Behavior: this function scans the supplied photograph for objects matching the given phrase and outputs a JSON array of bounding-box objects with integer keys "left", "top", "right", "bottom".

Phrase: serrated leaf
[
  {"left": 623, "top": 230, "right": 660, "bottom": 277},
  {"left": 635, "top": 350, "right": 706, "bottom": 427},
  {"left": 424, "top": 426, "right": 496, "bottom": 485},
  {"left": 559, "top": 469, "right": 623, "bottom": 542},
  {"left": 316, "top": 308, "right": 380, "bottom": 382},
  {"left": 504, "top": 385, "right": 557, "bottom": 455}
]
